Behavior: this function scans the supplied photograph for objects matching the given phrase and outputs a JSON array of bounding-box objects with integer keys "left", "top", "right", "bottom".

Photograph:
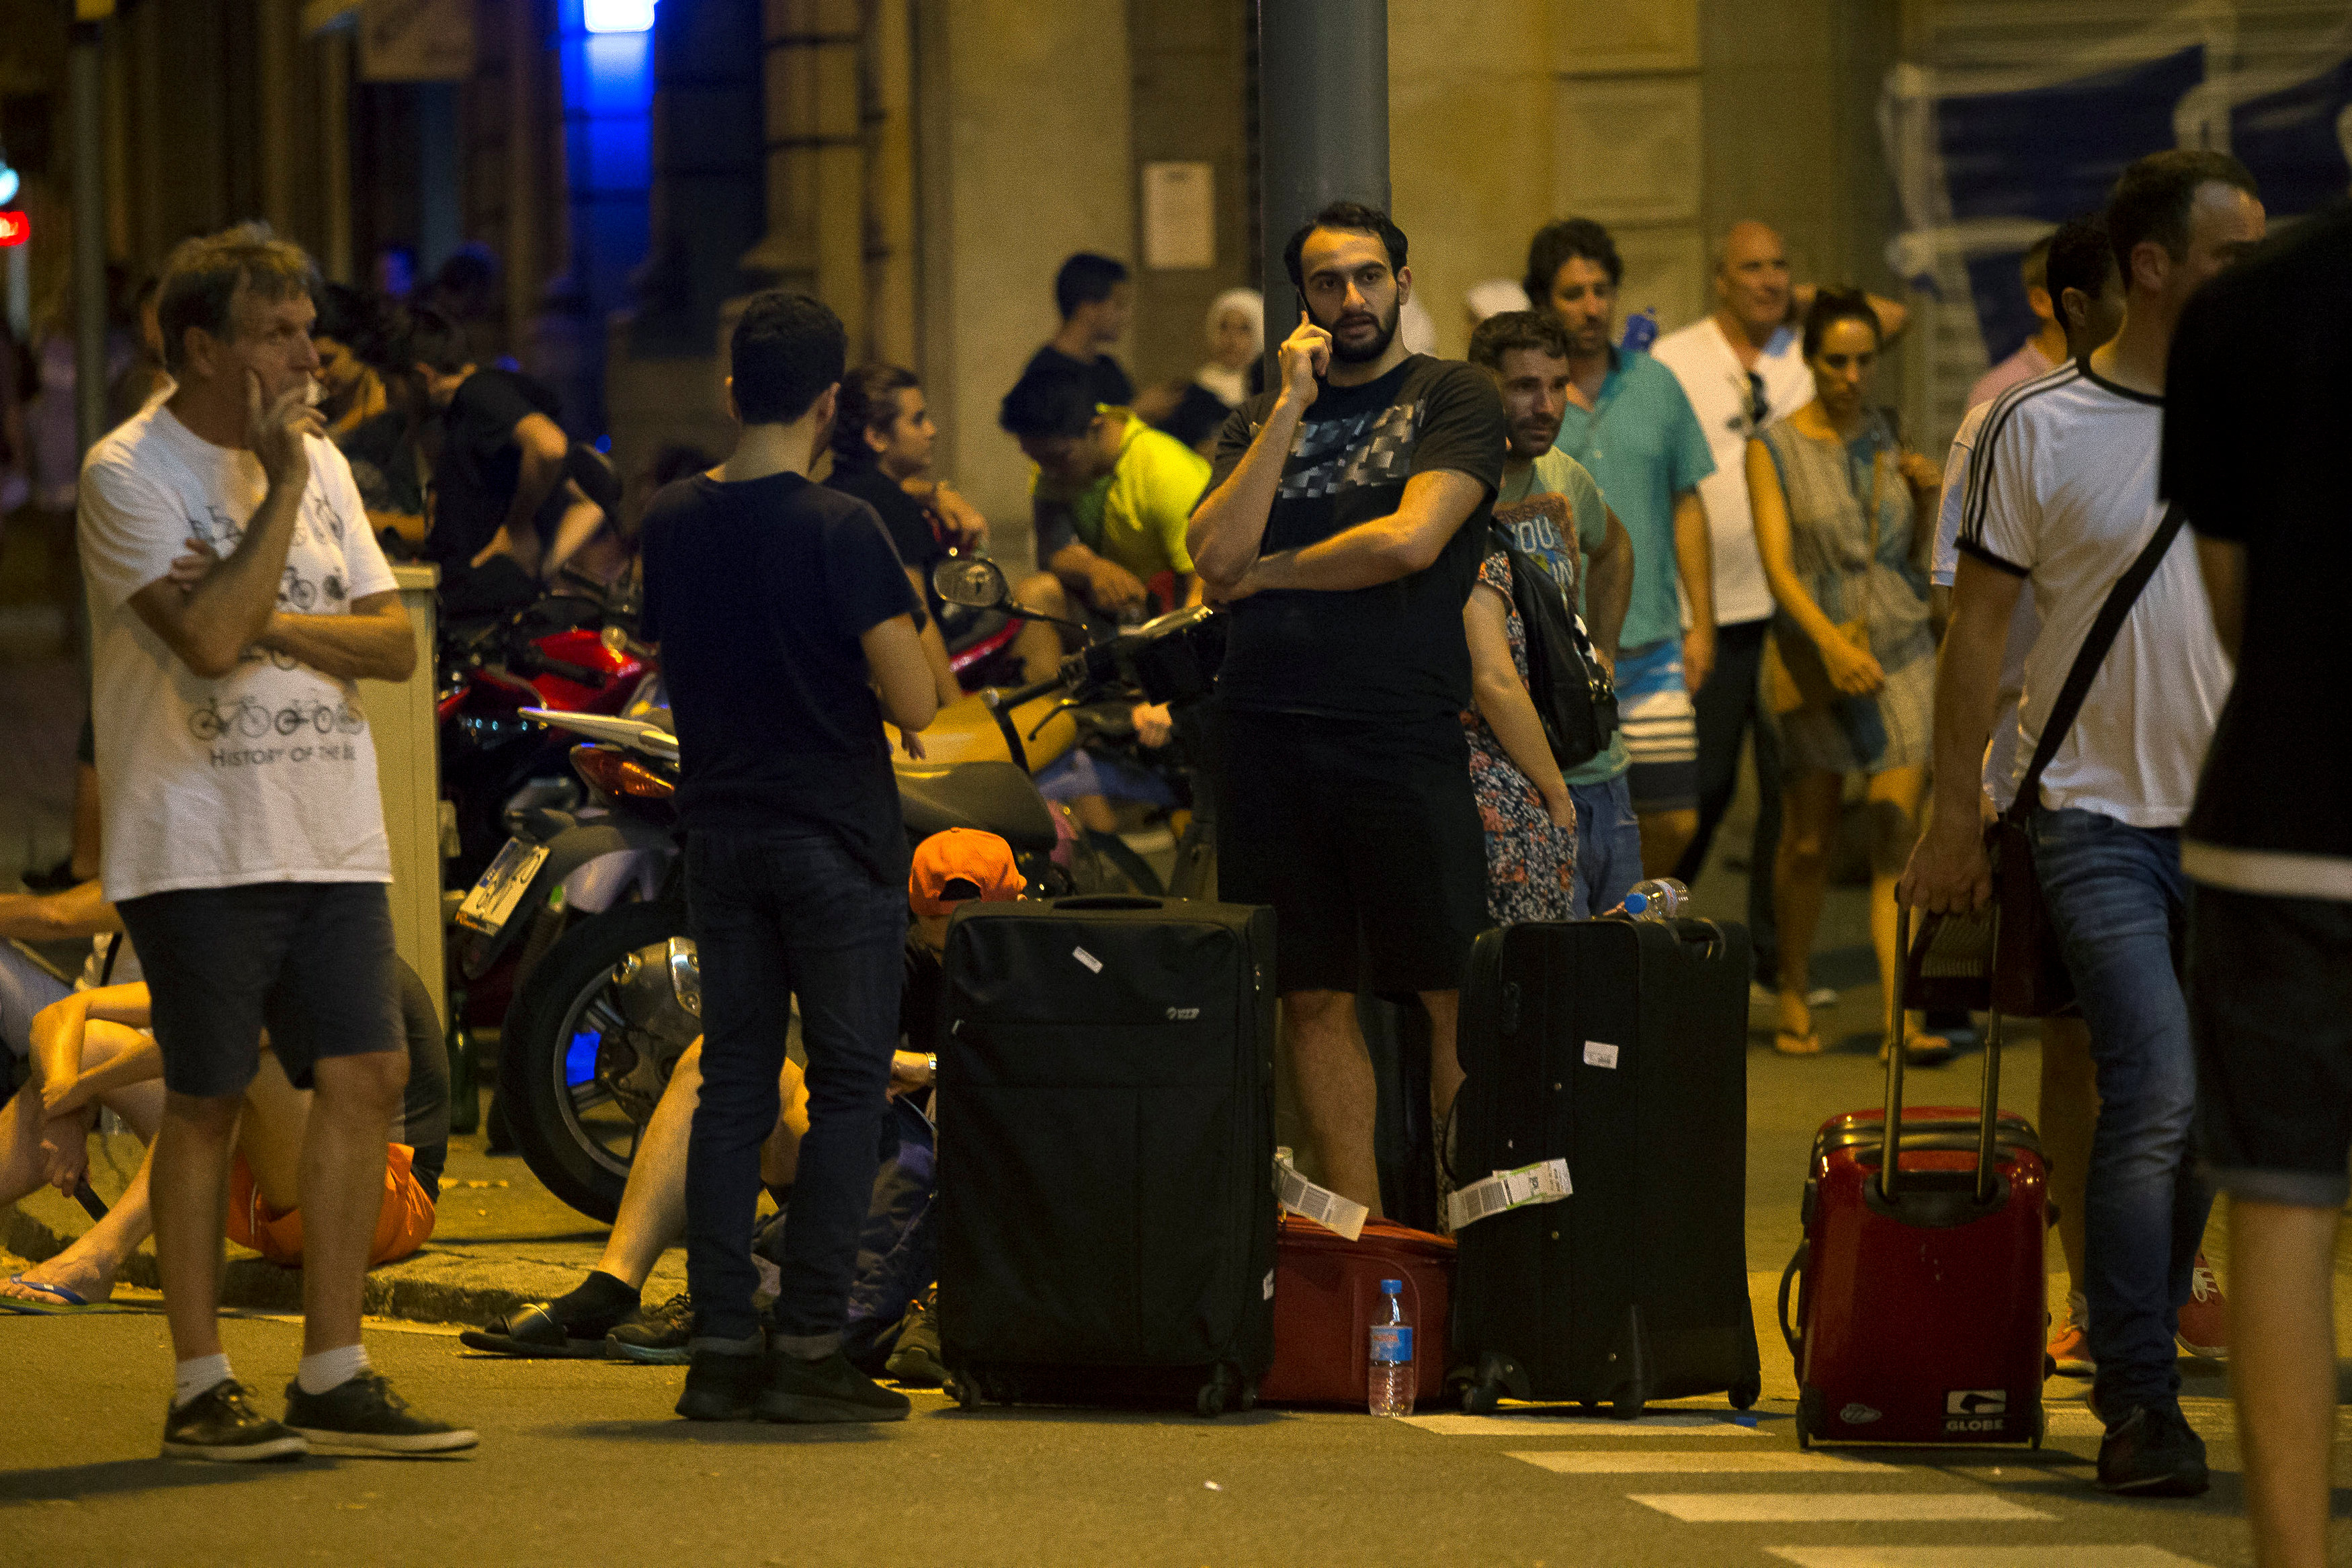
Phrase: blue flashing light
[
  {"left": 583, "top": 0, "right": 654, "bottom": 33},
  {"left": 595, "top": 434, "right": 612, "bottom": 453},
  {"left": 565, "top": 1029, "right": 601, "bottom": 1086},
  {"left": 0, "top": 166, "right": 17, "bottom": 208}
]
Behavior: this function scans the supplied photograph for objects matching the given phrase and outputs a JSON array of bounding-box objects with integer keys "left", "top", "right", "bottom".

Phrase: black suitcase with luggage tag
[
  {"left": 935, "top": 894, "right": 1277, "bottom": 1416},
  {"left": 1448, "top": 916, "right": 1761, "bottom": 1416}
]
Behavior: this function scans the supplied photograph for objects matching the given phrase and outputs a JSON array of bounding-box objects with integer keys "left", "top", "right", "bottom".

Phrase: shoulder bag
[
  {"left": 1490, "top": 494, "right": 1619, "bottom": 772},
  {"left": 1904, "top": 502, "right": 2189, "bottom": 1018}
]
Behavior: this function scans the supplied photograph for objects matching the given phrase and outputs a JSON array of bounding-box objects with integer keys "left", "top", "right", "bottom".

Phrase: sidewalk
[{"left": 2, "top": 1113, "right": 684, "bottom": 1325}]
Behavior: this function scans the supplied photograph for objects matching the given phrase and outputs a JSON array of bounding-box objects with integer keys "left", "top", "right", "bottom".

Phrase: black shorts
[
  {"left": 2188, "top": 882, "right": 2352, "bottom": 1208},
  {"left": 1214, "top": 705, "right": 1490, "bottom": 996},
  {"left": 115, "top": 882, "right": 404, "bottom": 1099}
]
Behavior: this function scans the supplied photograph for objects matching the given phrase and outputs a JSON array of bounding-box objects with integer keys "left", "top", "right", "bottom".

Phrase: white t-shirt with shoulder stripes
[{"left": 1954, "top": 359, "right": 2232, "bottom": 829}]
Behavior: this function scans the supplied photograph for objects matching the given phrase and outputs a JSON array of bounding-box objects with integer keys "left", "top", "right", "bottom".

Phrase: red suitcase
[
  {"left": 1261, "top": 1215, "right": 1456, "bottom": 1407},
  {"left": 1780, "top": 910, "right": 2052, "bottom": 1448}
]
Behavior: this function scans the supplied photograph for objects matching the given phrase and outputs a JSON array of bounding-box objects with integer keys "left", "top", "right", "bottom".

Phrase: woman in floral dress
[{"left": 1463, "top": 529, "right": 1579, "bottom": 924}]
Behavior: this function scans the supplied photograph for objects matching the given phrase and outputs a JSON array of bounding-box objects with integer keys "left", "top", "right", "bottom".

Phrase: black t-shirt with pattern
[{"left": 1207, "top": 354, "right": 1507, "bottom": 721}]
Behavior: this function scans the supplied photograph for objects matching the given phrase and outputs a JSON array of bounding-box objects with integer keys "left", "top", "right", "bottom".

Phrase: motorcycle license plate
[{"left": 455, "top": 840, "right": 552, "bottom": 939}]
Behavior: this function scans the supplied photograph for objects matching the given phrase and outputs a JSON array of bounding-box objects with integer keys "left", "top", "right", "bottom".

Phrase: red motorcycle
[{"left": 437, "top": 591, "right": 648, "bottom": 1042}]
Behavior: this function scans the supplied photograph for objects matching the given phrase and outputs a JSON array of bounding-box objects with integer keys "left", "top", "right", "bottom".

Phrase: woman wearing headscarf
[{"left": 1139, "top": 287, "right": 1263, "bottom": 455}]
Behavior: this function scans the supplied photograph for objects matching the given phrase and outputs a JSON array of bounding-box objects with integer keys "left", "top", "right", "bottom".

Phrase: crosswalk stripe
[
  {"left": 1764, "top": 1549, "right": 2211, "bottom": 1567},
  {"left": 1629, "top": 1493, "right": 2050, "bottom": 1522},
  {"left": 1508, "top": 1450, "right": 1879, "bottom": 1474},
  {"left": 1401, "top": 1413, "right": 1763, "bottom": 1437}
]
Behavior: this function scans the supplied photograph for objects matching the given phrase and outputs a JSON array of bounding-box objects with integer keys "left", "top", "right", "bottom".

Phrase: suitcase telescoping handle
[{"left": 1883, "top": 903, "right": 2004, "bottom": 1206}]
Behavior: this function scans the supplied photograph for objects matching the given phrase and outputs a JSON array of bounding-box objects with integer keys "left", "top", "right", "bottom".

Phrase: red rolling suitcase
[
  {"left": 1260, "top": 1215, "right": 1456, "bottom": 1407},
  {"left": 1781, "top": 908, "right": 2052, "bottom": 1449}
]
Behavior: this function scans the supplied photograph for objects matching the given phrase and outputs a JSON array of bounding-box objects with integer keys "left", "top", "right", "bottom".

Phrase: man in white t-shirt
[
  {"left": 1902, "top": 151, "right": 2265, "bottom": 1497},
  {"left": 1652, "top": 222, "right": 1908, "bottom": 980},
  {"left": 77, "top": 225, "right": 473, "bottom": 1461},
  {"left": 1930, "top": 214, "right": 2138, "bottom": 1383}
]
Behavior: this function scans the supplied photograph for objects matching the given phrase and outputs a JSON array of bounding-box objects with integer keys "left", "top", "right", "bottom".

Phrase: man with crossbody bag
[{"left": 1900, "top": 151, "right": 2264, "bottom": 1497}]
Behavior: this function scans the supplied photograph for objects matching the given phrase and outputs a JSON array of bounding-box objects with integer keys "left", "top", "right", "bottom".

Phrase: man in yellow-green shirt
[{"left": 999, "top": 369, "right": 1208, "bottom": 682}]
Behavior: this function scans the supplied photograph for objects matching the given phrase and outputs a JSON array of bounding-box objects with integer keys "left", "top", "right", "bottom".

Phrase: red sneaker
[
  {"left": 2176, "top": 1255, "right": 2229, "bottom": 1360},
  {"left": 2049, "top": 1292, "right": 2094, "bottom": 1377}
]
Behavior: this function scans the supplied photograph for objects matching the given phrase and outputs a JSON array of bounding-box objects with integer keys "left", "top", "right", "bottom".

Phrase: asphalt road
[{"left": 0, "top": 1309, "right": 2333, "bottom": 1568}]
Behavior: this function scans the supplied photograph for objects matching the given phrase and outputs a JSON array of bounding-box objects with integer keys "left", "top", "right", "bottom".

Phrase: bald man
[{"left": 1652, "top": 222, "right": 1909, "bottom": 983}]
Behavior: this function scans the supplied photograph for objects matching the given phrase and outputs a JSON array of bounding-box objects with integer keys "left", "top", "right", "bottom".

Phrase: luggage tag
[
  {"left": 1445, "top": 1157, "right": 1572, "bottom": 1232},
  {"left": 1273, "top": 1151, "right": 1369, "bottom": 1242}
]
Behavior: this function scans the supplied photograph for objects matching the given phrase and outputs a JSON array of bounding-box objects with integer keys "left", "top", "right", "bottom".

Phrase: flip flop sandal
[
  {"left": 0, "top": 1274, "right": 120, "bottom": 1315},
  {"left": 458, "top": 1301, "right": 616, "bottom": 1358}
]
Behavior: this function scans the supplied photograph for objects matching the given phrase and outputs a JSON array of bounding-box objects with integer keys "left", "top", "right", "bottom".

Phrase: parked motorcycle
[{"left": 491, "top": 561, "right": 1223, "bottom": 1220}]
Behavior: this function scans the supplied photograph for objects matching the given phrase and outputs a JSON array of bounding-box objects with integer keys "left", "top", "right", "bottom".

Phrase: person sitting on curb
[
  {"left": 0, "top": 959, "right": 446, "bottom": 1311},
  {"left": 460, "top": 828, "right": 1024, "bottom": 1367}
]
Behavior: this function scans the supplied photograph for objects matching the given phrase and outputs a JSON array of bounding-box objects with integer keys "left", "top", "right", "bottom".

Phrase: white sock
[
  {"left": 296, "top": 1342, "right": 371, "bottom": 1396},
  {"left": 173, "top": 1353, "right": 234, "bottom": 1410}
]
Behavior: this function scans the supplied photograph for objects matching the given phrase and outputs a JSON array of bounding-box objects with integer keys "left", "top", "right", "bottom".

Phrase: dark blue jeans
[
  {"left": 2032, "top": 807, "right": 2212, "bottom": 1418},
  {"left": 683, "top": 828, "right": 907, "bottom": 1348}
]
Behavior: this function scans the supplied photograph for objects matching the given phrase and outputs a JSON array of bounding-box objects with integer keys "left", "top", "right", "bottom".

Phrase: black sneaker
[
  {"left": 676, "top": 1340, "right": 768, "bottom": 1422},
  {"left": 756, "top": 1349, "right": 913, "bottom": 1424},
  {"left": 883, "top": 1288, "right": 944, "bottom": 1388},
  {"left": 161, "top": 1379, "right": 308, "bottom": 1462},
  {"left": 609, "top": 1293, "right": 694, "bottom": 1365},
  {"left": 285, "top": 1372, "right": 478, "bottom": 1454},
  {"left": 2096, "top": 1402, "right": 2208, "bottom": 1495}
]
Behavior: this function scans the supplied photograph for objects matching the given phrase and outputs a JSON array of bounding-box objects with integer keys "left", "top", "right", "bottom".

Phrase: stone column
[{"left": 743, "top": 0, "right": 866, "bottom": 343}]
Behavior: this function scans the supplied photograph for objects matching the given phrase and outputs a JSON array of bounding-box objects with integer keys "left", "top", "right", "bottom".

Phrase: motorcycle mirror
[{"left": 933, "top": 556, "right": 1009, "bottom": 610}]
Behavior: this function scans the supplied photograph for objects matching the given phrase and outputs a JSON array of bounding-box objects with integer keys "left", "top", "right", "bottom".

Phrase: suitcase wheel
[
  {"left": 1236, "top": 1378, "right": 1257, "bottom": 1415},
  {"left": 1195, "top": 1364, "right": 1236, "bottom": 1420},
  {"left": 946, "top": 1375, "right": 978, "bottom": 1411},
  {"left": 1462, "top": 1380, "right": 1501, "bottom": 1416},
  {"left": 1612, "top": 1393, "right": 1644, "bottom": 1423},
  {"left": 1728, "top": 1376, "right": 1760, "bottom": 1413}
]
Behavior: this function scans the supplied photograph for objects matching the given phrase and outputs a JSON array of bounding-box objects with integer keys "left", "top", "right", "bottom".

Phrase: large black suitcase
[
  {"left": 1450, "top": 917, "right": 1762, "bottom": 1417},
  {"left": 935, "top": 894, "right": 1277, "bottom": 1416}
]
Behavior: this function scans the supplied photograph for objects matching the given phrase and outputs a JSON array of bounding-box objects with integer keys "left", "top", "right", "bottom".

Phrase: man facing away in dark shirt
[
  {"left": 1017, "top": 252, "right": 1135, "bottom": 412},
  {"left": 638, "top": 290, "right": 939, "bottom": 1424},
  {"left": 1188, "top": 201, "right": 1507, "bottom": 1214}
]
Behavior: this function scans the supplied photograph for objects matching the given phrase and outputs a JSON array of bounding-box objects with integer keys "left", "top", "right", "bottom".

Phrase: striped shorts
[{"left": 1614, "top": 637, "right": 1699, "bottom": 814}]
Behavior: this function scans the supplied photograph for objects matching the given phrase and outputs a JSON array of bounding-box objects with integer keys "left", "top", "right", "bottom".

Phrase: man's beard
[
  {"left": 1314, "top": 296, "right": 1401, "bottom": 364},
  {"left": 1510, "top": 417, "right": 1561, "bottom": 459}
]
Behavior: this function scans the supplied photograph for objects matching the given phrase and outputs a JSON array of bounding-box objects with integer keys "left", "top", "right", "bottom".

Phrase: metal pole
[
  {"left": 71, "top": 17, "right": 108, "bottom": 460},
  {"left": 1255, "top": 0, "right": 1389, "bottom": 372}
]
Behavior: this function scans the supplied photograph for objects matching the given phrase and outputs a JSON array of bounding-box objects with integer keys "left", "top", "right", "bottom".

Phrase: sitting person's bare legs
[
  {"left": 593, "top": 1042, "right": 808, "bottom": 1292},
  {"left": 0, "top": 1021, "right": 167, "bottom": 1306}
]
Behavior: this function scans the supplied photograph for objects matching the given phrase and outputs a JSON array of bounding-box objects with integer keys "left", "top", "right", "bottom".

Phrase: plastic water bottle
[
  {"left": 1368, "top": 1279, "right": 1415, "bottom": 1418},
  {"left": 1620, "top": 877, "right": 1689, "bottom": 921},
  {"left": 1620, "top": 306, "right": 1660, "bottom": 354}
]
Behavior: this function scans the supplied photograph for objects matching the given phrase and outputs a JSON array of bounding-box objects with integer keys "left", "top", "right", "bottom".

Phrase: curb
[{"left": 3, "top": 1208, "right": 581, "bottom": 1328}]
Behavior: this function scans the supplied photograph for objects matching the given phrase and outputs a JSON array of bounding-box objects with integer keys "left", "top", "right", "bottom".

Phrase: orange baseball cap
[{"left": 909, "top": 828, "right": 1025, "bottom": 916}]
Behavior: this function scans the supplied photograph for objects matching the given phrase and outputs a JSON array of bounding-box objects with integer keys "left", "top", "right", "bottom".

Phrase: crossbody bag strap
[
  {"left": 2003, "top": 500, "right": 2189, "bottom": 824},
  {"left": 98, "top": 932, "right": 122, "bottom": 987}
]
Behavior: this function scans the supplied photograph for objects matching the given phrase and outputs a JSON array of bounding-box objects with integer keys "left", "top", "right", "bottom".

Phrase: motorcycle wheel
[{"left": 499, "top": 897, "right": 690, "bottom": 1223}]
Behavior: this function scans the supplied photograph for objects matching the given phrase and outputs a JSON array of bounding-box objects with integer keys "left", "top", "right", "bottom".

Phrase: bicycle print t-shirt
[{"left": 79, "top": 400, "right": 399, "bottom": 902}]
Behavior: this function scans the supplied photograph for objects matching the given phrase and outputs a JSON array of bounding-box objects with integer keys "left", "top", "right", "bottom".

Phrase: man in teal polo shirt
[{"left": 1524, "top": 218, "right": 1716, "bottom": 885}]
